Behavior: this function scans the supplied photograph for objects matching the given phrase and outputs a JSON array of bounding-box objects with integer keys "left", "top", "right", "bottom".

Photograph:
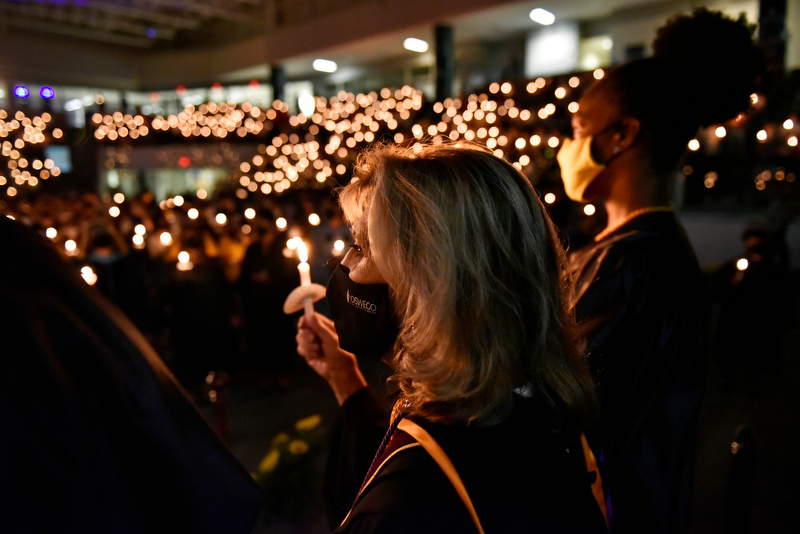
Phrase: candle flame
[{"left": 298, "top": 241, "right": 308, "bottom": 263}]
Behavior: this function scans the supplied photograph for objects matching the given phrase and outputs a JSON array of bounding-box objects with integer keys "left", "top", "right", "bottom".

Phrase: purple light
[
  {"left": 14, "top": 85, "right": 30, "bottom": 98},
  {"left": 40, "top": 87, "right": 55, "bottom": 99},
  {"left": 146, "top": 27, "right": 156, "bottom": 38}
]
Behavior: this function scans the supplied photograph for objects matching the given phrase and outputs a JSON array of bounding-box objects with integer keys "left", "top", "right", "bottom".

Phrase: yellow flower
[
  {"left": 295, "top": 414, "right": 322, "bottom": 431},
  {"left": 259, "top": 449, "right": 280, "bottom": 473},
  {"left": 289, "top": 439, "right": 309, "bottom": 455},
  {"left": 271, "top": 432, "right": 290, "bottom": 447}
]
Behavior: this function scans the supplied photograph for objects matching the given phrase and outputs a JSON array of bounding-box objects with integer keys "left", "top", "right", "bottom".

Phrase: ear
[{"left": 616, "top": 117, "right": 641, "bottom": 151}]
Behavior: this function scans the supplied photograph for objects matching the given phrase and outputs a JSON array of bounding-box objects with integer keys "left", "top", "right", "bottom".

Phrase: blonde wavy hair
[{"left": 339, "top": 142, "right": 596, "bottom": 429}]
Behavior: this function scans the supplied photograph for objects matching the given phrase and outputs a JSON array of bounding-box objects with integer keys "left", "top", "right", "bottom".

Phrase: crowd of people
[
  {"left": 6, "top": 186, "right": 352, "bottom": 395},
  {"left": 1, "top": 7, "right": 798, "bottom": 534}
]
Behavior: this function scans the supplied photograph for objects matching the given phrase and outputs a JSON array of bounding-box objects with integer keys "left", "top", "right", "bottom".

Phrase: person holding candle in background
[
  {"left": 296, "top": 142, "right": 608, "bottom": 533},
  {"left": 556, "top": 9, "right": 764, "bottom": 533},
  {"left": 238, "top": 212, "right": 297, "bottom": 386}
]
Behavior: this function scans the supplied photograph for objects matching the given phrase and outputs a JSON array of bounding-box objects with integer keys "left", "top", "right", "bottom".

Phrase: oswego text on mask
[{"left": 347, "top": 290, "right": 378, "bottom": 314}]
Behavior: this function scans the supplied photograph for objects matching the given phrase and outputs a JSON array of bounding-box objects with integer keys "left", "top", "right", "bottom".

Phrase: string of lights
[{"left": 2, "top": 70, "right": 798, "bottom": 208}]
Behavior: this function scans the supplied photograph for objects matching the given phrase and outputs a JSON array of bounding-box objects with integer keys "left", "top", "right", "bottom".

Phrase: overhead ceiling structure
[
  {"left": 0, "top": 0, "right": 270, "bottom": 49},
  {"left": 0, "top": 0, "right": 742, "bottom": 91}
]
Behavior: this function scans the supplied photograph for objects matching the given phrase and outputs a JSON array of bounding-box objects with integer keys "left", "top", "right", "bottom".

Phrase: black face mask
[{"left": 326, "top": 263, "right": 399, "bottom": 358}]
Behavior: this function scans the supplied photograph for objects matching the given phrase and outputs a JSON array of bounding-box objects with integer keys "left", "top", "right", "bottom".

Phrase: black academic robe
[
  {"left": 326, "top": 388, "right": 608, "bottom": 534},
  {"left": 569, "top": 211, "right": 707, "bottom": 534},
  {"left": 0, "top": 217, "right": 263, "bottom": 534}
]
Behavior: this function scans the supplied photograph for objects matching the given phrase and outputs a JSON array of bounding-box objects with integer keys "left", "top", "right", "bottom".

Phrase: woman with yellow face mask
[{"left": 556, "top": 8, "right": 764, "bottom": 534}]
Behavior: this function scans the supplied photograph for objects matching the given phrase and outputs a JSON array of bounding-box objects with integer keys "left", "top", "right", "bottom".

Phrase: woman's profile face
[
  {"left": 340, "top": 215, "right": 386, "bottom": 285},
  {"left": 572, "top": 81, "right": 627, "bottom": 199}
]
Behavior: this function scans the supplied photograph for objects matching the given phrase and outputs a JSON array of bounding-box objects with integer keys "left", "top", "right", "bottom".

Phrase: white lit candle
[{"left": 296, "top": 240, "right": 314, "bottom": 317}]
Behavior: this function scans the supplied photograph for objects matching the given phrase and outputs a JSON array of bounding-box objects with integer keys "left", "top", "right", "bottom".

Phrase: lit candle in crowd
[
  {"left": 177, "top": 250, "right": 193, "bottom": 271},
  {"left": 296, "top": 240, "right": 314, "bottom": 317}
]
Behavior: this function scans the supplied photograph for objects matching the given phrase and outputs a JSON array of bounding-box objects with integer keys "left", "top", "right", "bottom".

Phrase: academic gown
[
  {"left": 568, "top": 211, "right": 708, "bottom": 534},
  {"left": 0, "top": 217, "right": 263, "bottom": 534},
  {"left": 325, "top": 388, "right": 608, "bottom": 534}
]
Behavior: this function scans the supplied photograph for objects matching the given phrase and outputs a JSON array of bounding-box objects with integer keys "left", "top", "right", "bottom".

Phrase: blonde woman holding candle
[{"left": 296, "top": 142, "right": 607, "bottom": 533}]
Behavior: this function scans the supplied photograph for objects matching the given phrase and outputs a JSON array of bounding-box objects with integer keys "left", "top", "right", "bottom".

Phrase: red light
[
  {"left": 211, "top": 82, "right": 222, "bottom": 90},
  {"left": 150, "top": 92, "right": 160, "bottom": 103},
  {"left": 249, "top": 80, "right": 260, "bottom": 88},
  {"left": 176, "top": 85, "right": 187, "bottom": 95},
  {"left": 178, "top": 156, "right": 191, "bottom": 168}
]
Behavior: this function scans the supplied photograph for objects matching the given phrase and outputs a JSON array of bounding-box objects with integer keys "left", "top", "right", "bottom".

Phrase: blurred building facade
[{"left": 0, "top": 0, "right": 783, "bottom": 111}]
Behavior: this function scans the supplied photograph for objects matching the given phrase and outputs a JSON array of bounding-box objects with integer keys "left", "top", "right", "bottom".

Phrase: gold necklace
[{"left": 593, "top": 205, "right": 673, "bottom": 242}]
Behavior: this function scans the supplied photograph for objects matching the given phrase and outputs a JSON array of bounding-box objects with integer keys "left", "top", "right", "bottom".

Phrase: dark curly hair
[{"left": 601, "top": 8, "right": 765, "bottom": 173}]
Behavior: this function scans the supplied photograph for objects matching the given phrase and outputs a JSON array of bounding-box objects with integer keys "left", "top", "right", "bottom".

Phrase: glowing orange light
[{"left": 81, "top": 266, "right": 97, "bottom": 285}]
